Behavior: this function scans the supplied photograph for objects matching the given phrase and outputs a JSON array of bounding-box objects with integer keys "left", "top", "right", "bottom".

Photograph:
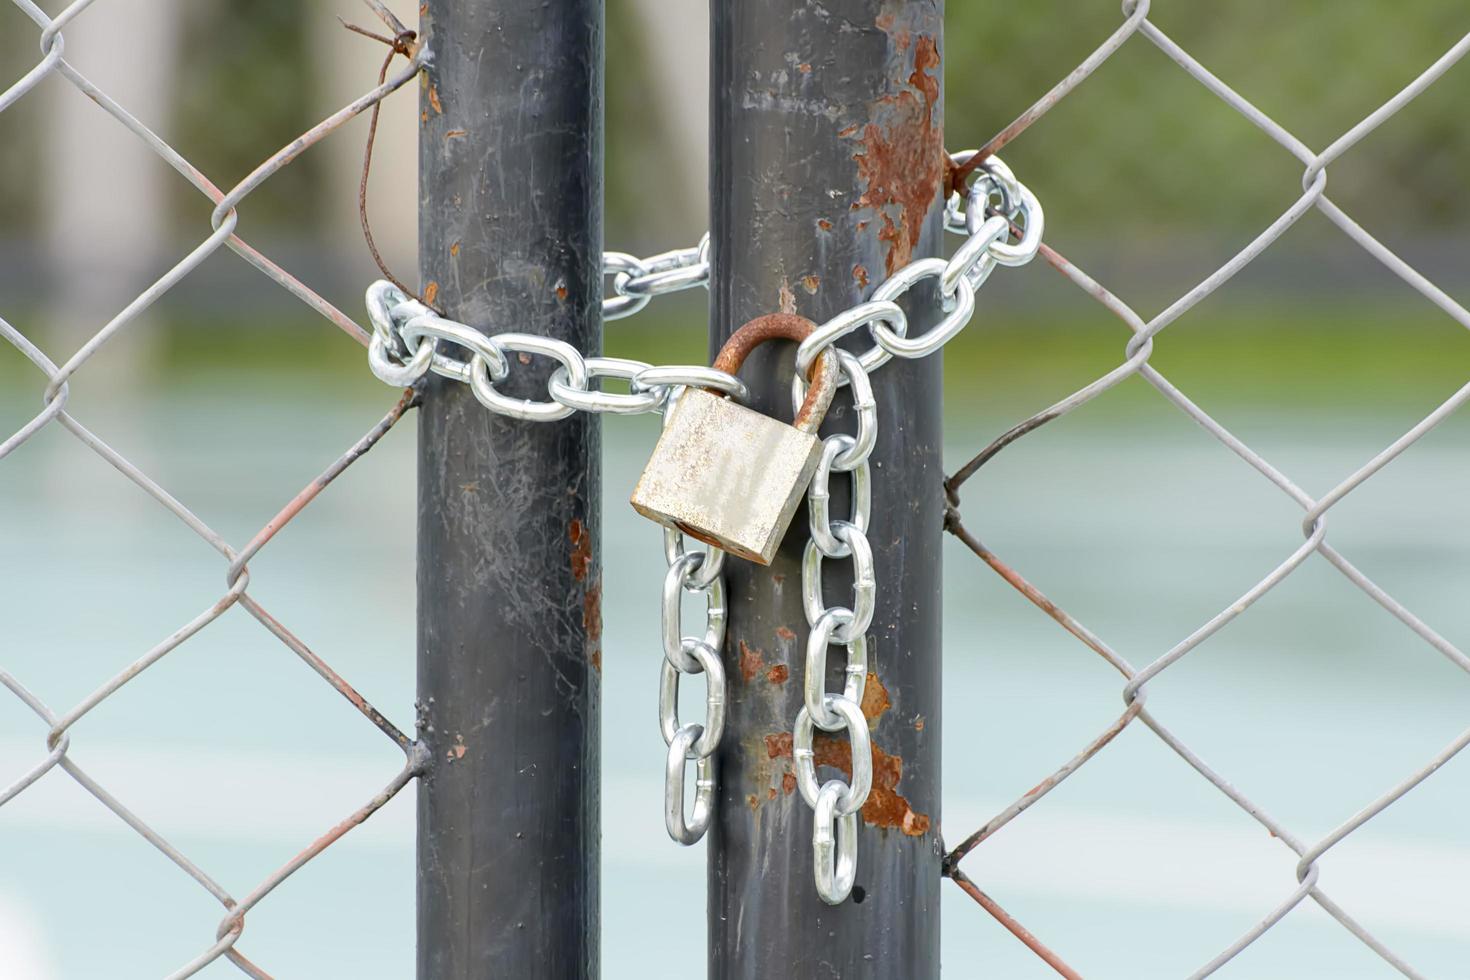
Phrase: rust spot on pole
[
  {"left": 739, "top": 640, "right": 765, "bottom": 683},
  {"left": 766, "top": 664, "right": 790, "bottom": 685},
  {"left": 583, "top": 579, "right": 602, "bottom": 658},
  {"left": 568, "top": 518, "right": 592, "bottom": 581},
  {"left": 775, "top": 625, "right": 797, "bottom": 642},
  {"left": 763, "top": 720, "right": 932, "bottom": 836},
  {"left": 861, "top": 671, "right": 892, "bottom": 721},
  {"left": 570, "top": 519, "right": 600, "bottom": 671},
  {"left": 850, "top": 30, "right": 943, "bottom": 276}
]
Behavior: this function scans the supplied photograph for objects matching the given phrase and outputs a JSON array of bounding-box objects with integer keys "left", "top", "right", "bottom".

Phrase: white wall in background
[
  {"left": 314, "top": 4, "right": 419, "bottom": 286},
  {"left": 41, "top": 0, "right": 180, "bottom": 356},
  {"left": 629, "top": 0, "right": 708, "bottom": 229}
]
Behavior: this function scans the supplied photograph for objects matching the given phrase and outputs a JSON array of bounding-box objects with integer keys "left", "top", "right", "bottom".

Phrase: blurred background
[{"left": 2, "top": 1, "right": 1469, "bottom": 977}]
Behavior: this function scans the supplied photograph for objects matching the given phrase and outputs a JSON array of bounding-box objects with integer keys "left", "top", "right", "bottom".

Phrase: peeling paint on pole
[{"left": 852, "top": 26, "right": 945, "bottom": 275}]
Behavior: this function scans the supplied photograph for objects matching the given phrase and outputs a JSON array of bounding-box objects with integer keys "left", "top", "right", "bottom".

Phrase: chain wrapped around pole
[{"left": 363, "top": 151, "right": 1042, "bottom": 911}]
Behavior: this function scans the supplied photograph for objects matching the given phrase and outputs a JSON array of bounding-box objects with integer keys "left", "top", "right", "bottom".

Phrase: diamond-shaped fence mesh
[
  {"left": 0, "top": 1, "right": 424, "bottom": 975},
  {"left": 4, "top": 0, "right": 1470, "bottom": 977},
  {"left": 940, "top": 3, "right": 1470, "bottom": 977}
]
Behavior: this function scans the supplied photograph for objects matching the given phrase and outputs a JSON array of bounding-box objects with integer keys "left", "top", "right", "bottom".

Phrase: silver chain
[
  {"left": 604, "top": 234, "right": 711, "bottom": 320},
  {"left": 783, "top": 153, "right": 1039, "bottom": 903},
  {"left": 658, "top": 433, "right": 728, "bottom": 845},
  {"left": 363, "top": 153, "right": 1037, "bottom": 416},
  {"left": 362, "top": 152, "right": 1041, "bottom": 899},
  {"left": 794, "top": 346, "right": 878, "bottom": 903},
  {"left": 364, "top": 280, "right": 747, "bottom": 421}
]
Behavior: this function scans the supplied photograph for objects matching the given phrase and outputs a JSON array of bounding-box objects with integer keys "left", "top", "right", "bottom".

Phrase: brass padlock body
[
  {"left": 631, "top": 313, "right": 838, "bottom": 565},
  {"left": 632, "top": 387, "right": 822, "bottom": 564}
]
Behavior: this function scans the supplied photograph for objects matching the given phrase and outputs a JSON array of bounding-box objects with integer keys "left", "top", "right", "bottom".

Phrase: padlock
[{"left": 631, "top": 313, "right": 839, "bottom": 565}]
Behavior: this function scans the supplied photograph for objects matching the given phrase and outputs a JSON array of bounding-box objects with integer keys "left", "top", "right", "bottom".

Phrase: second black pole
[{"left": 708, "top": 1, "right": 945, "bottom": 976}]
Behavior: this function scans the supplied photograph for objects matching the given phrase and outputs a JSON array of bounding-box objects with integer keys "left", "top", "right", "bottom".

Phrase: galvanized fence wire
[
  {"left": 0, "top": 2, "right": 428, "bottom": 976},
  {"left": 941, "top": 2, "right": 1470, "bottom": 977}
]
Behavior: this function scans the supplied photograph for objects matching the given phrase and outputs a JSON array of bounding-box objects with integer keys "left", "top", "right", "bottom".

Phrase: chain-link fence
[
  {"left": 940, "top": 3, "right": 1470, "bottom": 977},
  {"left": 5, "top": 0, "right": 1470, "bottom": 977},
  {"left": 0, "top": 2, "right": 426, "bottom": 975}
]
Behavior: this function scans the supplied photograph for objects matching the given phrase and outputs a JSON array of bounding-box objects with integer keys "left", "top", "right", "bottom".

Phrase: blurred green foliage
[
  {"left": 2, "top": 0, "right": 1466, "bottom": 416},
  {"left": 3, "top": 1, "right": 1466, "bottom": 240},
  {"left": 605, "top": 5, "right": 665, "bottom": 239},
  {"left": 171, "top": 1, "right": 320, "bottom": 230},
  {"left": 943, "top": 0, "right": 1470, "bottom": 238},
  {"left": 0, "top": 3, "right": 42, "bottom": 230}
]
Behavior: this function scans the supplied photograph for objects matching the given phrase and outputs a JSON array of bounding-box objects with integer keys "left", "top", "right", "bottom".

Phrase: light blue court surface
[{"left": 1, "top": 375, "right": 1467, "bottom": 978}]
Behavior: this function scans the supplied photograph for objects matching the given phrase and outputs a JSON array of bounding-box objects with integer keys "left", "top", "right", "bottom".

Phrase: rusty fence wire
[
  {"left": 0, "top": 1, "right": 427, "bottom": 976},
  {"left": 940, "top": 2, "right": 1470, "bottom": 977}
]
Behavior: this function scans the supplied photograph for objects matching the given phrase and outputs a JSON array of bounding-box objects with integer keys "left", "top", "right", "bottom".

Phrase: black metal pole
[
  {"left": 708, "top": 2, "right": 945, "bottom": 976},
  {"left": 416, "top": 3, "right": 601, "bottom": 978}
]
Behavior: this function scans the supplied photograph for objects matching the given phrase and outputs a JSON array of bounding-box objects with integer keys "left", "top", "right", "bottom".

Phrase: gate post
[
  {"left": 708, "top": 1, "right": 945, "bottom": 976},
  {"left": 416, "top": 3, "right": 602, "bottom": 977}
]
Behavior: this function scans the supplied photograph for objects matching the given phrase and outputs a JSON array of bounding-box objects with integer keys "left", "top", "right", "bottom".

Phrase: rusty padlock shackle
[{"left": 710, "top": 313, "right": 838, "bottom": 434}]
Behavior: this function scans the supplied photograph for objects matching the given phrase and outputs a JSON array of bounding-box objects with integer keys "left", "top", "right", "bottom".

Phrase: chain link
[
  {"left": 808, "top": 437, "right": 871, "bottom": 556},
  {"left": 791, "top": 348, "right": 877, "bottom": 468},
  {"left": 466, "top": 332, "right": 589, "bottom": 422},
  {"left": 547, "top": 356, "right": 665, "bottom": 415},
  {"left": 659, "top": 638, "right": 726, "bottom": 760},
  {"left": 803, "top": 610, "right": 868, "bottom": 727},
  {"left": 812, "top": 780, "right": 859, "bottom": 903},
  {"left": 793, "top": 696, "right": 873, "bottom": 812},
  {"left": 663, "top": 524, "right": 726, "bottom": 591},
  {"left": 664, "top": 724, "right": 716, "bottom": 846},
  {"left": 795, "top": 695, "right": 873, "bottom": 904},
  {"left": 655, "top": 398, "right": 730, "bottom": 846},
  {"left": 802, "top": 526, "right": 876, "bottom": 645},
  {"left": 603, "top": 234, "right": 710, "bottom": 320},
  {"left": 661, "top": 551, "right": 726, "bottom": 673}
]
